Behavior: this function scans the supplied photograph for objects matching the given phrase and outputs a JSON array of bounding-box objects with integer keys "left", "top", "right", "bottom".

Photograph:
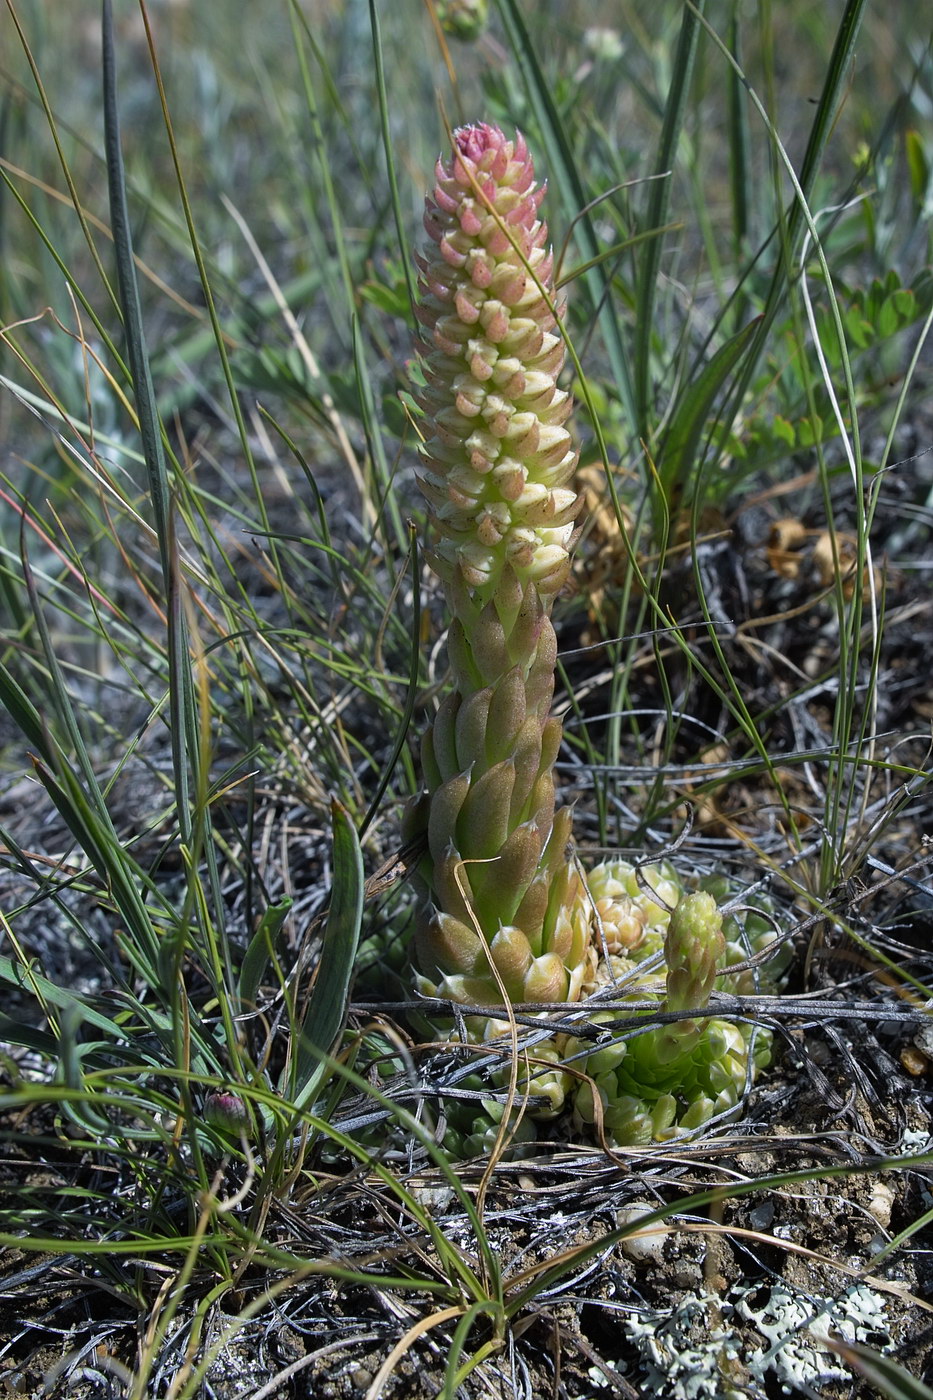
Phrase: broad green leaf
[
  {"left": 877, "top": 296, "right": 899, "bottom": 340},
  {"left": 288, "top": 799, "right": 364, "bottom": 1106},
  {"left": 913, "top": 268, "right": 933, "bottom": 314},
  {"left": 892, "top": 288, "right": 916, "bottom": 321},
  {"left": 657, "top": 315, "right": 762, "bottom": 510},
  {"left": 237, "top": 898, "right": 293, "bottom": 1011},
  {"left": 905, "top": 128, "right": 930, "bottom": 208},
  {"left": 772, "top": 415, "right": 795, "bottom": 447},
  {"left": 867, "top": 277, "right": 885, "bottom": 322},
  {"left": 845, "top": 307, "right": 873, "bottom": 349},
  {"left": 797, "top": 414, "right": 824, "bottom": 449}
]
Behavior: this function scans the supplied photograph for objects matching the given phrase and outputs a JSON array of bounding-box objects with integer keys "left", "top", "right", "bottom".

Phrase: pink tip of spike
[{"left": 454, "top": 123, "right": 501, "bottom": 163}]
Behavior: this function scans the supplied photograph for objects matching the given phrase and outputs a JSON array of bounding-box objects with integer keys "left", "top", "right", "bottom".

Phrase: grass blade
[
  {"left": 359, "top": 524, "right": 420, "bottom": 838},
  {"left": 656, "top": 313, "right": 762, "bottom": 521},
  {"left": 823, "top": 1342, "right": 933, "bottom": 1400},
  {"left": 369, "top": 0, "right": 417, "bottom": 314},
  {"left": 633, "top": 0, "right": 708, "bottom": 436},
  {"left": 692, "top": 0, "right": 870, "bottom": 447},
  {"left": 0, "top": 958, "right": 123, "bottom": 1043},
  {"left": 494, "top": 0, "right": 636, "bottom": 427},
  {"left": 237, "top": 898, "right": 293, "bottom": 1012},
  {"left": 101, "top": 0, "right": 199, "bottom": 852}
]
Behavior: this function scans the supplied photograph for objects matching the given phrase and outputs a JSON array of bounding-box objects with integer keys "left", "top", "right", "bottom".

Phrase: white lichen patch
[
  {"left": 619, "top": 1279, "right": 892, "bottom": 1399},
  {"left": 623, "top": 1295, "right": 745, "bottom": 1400},
  {"left": 736, "top": 1280, "right": 891, "bottom": 1395}
]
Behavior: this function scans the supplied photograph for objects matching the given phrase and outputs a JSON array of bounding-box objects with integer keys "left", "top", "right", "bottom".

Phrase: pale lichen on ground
[{"left": 594, "top": 1278, "right": 893, "bottom": 1399}]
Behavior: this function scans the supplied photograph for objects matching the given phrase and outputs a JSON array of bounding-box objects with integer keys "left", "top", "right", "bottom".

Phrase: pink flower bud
[{"left": 204, "top": 1090, "right": 250, "bottom": 1137}]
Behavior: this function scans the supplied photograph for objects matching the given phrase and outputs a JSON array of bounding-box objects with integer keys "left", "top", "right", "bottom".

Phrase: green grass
[{"left": 1, "top": 0, "right": 932, "bottom": 1394}]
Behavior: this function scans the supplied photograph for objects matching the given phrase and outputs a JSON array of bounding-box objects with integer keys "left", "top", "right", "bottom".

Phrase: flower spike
[
  {"left": 406, "top": 123, "right": 592, "bottom": 1033},
  {"left": 405, "top": 125, "right": 774, "bottom": 1154},
  {"left": 415, "top": 124, "right": 581, "bottom": 606}
]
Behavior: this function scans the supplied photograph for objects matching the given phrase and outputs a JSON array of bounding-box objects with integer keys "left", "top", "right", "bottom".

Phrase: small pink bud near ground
[{"left": 204, "top": 1089, "right": 251, "bottom": 1137}]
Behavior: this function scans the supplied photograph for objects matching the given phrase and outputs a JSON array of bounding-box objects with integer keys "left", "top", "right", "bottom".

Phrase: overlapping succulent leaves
[
  {"left": 407, "top": 122, "right": 592, "bottom": 1018},
  {"left": 570, "top": 867, "right": 773, "bottom": 1145},
  {"left": 408, "top": 124, "right": 771, "bottom": 1148}
]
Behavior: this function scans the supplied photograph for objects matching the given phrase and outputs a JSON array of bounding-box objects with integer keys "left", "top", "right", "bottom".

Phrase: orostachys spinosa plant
[
  {"left": 405, "top": 123, "right": 774, "bottom": 1152},
  {"left": 404, "top": 122, "right": 593, "bottom": 1014}
]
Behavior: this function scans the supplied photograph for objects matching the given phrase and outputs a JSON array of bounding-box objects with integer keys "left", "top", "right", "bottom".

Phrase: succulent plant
[
  {"left": 405, "top": 122, "right": 593, "bottom": 1029},
  {"left": 406, "top": 124, "right": 774, "bottom": 1151},
  {"left": 570, "top": 863, "right": 774, "bottom": 1144}
]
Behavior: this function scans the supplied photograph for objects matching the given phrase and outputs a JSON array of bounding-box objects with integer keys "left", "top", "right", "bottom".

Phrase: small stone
[
  {"left": 867, "top": 1179, "right": 894, "bottom": 1230},
  {"left": 616, "top": 1203, "right": 669, "bottom": 1264}
]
